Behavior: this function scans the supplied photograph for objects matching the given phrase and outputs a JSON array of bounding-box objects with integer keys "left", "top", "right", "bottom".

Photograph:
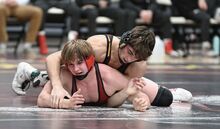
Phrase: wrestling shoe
[
  {"left": 12, "top": 62, "right": 38, "bottom": 95},
  {"left": 31, "top": 70, "right": 49, "bottom": 87},
  {"left": 170, "top": 88, "right": 193, "bottom": 102},
  {"left": 18, "top": 70, "right": 49, "bottom": 94},
  {"left": 15, "top": 70, "right": 49, "bottom": 95}
]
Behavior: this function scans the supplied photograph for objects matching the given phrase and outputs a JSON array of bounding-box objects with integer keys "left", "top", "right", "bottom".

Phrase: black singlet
[{"left": 103, "top": 34, "right": 131, "bottom": 74}]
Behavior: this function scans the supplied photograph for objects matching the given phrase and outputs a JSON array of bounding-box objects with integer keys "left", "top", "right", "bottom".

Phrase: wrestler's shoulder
[{"left": 98, "top": 63, "right": 118, "bottom": 73}]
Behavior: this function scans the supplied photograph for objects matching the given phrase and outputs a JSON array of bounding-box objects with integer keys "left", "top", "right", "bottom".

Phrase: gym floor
[{"left": 0, "top": 48, "right": 220, "bottom": 129}]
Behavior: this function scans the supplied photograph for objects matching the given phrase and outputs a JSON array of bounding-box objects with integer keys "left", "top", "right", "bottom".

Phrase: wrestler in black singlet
[
  {"left": 71, "top": 63, "right": 110, "bottom": 106},
  {"left": 103, "top": 34, "right": 131, "bottom": 74},
  {"left": 102, "top": 35, "right": 173, "bottom": 107}
]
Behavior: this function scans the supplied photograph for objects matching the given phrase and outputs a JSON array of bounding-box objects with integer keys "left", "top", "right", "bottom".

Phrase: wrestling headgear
[
  {"left": 119, "top": 30, "right": 132, "bottom": 48},
  {"left": 75, "top": 55, "right": 95, "bottom": 80},
  {"left": 85, "top": 55, "right": 95, "bottom": 71}
]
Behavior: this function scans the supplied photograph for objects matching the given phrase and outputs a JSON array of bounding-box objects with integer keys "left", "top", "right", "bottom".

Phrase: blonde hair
[{"left": 61, "top": 39, "right": 94, "bottom": 64}]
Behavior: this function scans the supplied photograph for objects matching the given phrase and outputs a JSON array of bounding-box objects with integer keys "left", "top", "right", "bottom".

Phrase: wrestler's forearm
[
  {"left": 37, "top": 81, "right": 65, "bottom": 109},
  {"left": 107, "top": 89, "right": 129, "bottom": 107},
  {"left": 37, "top": 95, "right": 69, "bottom": 109},
  {"left": 125, "top": 61, "right": 147, "bottom": 78},
  {"left": 46, "top": 51, "right": 63, "bottom": 88},
  {"left": 37, "top": 81, "right": 53, "bottom": 108}
]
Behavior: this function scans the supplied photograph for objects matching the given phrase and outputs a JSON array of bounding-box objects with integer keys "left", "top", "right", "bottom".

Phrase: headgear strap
[
  {"left": 75, "top": 55, "right": 95, "bottom": 80},
  {"left": 85, "top": 55, "right": 95, "bottom": 71},
  {"left": 119, "top": 31, "right": 132, "bottom": 48}
]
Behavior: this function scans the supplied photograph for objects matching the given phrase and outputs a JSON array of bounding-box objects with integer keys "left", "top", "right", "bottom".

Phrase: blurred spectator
[
  {"left": 206, "top": 0, "right": 220, "bottom": 22},
  {"left": 171, "top": 0, "right": 218, "bottom": 57},
  {"left": 0, "top": 0, "right": 42, "bottom": 58},
  {"left": 34, "top": 0, "right": 80, "bottom": 46},
  {"left": 120, "top": 0, "right": 179, "bottom": 57},
  {"left": 76, "top": 0, "right": 135, "bottom": 36}
]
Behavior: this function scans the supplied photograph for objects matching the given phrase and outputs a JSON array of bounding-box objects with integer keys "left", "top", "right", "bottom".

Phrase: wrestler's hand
[
  {"left": 126, "top": 78, "right": 145, "bottom": 96},
  {"left": 50, "top": 86, "right": 71, "bottom": 108},
  {"left": 69, "top": 89, "right": 85, "bottom": 109},
  {"left": 51, "top": 86, "right": 71, "bottom": 100},
  {"left": 50, "top": 95, "right": 60, "bottom": 109},
  {"left": 59, "top": 89, "right": 85, "bottom": 109},
  {"left": 132, "top": 97, "right": 150, "bottom": 112}
]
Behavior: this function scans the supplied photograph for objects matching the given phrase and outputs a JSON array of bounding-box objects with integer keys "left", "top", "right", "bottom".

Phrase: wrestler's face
[
  {"left": 67, "top": 58, "right": 88, "bottom": 76},
  {"left": 119, "top": 45, "right": 138, "bottom": 63}
]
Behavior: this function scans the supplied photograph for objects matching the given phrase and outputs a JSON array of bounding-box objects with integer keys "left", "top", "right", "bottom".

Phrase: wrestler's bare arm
[
  {"left": 37, "top": 72, "right": 84, "bottom": 109},
  {"left": 37, "top": 81, "right": 82, "bottom": 109},
  {"left": 107, "top": 79, "right": 151, "bottom": 111},
  {"left": 46, "top": 51, "right": 62, "bottom": 88},
  {"left": 107, "top": 78, "right": 146, "bottom": 108},
  {"left": 107, "top": 76, "right": 151, "bottom": 111},
  {"left": 100, "top": 64, "right": 149, "bottom": 109},
  {"left": 111, "top": 62, "right": 148, "bottom": 107},
  {"left": 107, "top": 88, "right": 129, "bottom": 107},
  {"left": 124, "top": 61, "right": 147, "bottom": 79},
  {"left": 128, "top": 91, "right": 151, "bottom": 112},
  {"left": 46, "top": 51, "right": 71, "bottom": 98},
  {"left": 96, "top": 64, "right": 128, "bottom": 107},
  {"left": 37, "top": 81, "right": 55, "bottom": 108}
]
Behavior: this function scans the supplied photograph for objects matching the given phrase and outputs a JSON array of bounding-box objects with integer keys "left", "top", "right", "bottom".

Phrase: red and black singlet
[{"left": 71, "top": 63, "right": 110, "bottom": 106}]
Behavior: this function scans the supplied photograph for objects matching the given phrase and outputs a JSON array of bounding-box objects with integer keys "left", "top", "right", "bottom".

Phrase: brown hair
[
  {"left": 61, "top": 39, "right": 94, "bottom": 64},
  {"left": 121, "top": 26, "right": 155, "bottom": 60}
]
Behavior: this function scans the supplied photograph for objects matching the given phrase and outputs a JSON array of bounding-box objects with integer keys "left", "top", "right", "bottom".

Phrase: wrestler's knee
[
  {"left": 159, "top": 87, "right": 173, "bottom": 106},
  {"left": 151, "top": 87, "right": 173, "bottom": 107}
]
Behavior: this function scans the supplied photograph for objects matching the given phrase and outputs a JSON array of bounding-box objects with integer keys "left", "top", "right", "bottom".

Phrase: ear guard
[
  {"left": 85, "top": 55, "right": 95, "bottom": 71},
  {"left": 119, "top": 31, "right": 132, "bottom": 48}
]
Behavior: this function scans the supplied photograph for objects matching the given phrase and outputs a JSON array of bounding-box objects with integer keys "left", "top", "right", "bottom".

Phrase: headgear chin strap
[
  {"left": 119, "top": 30, "right": 132, "bottom": 48},
  {"left": 75, "top": 55, "right": 95, "bottom": 80}
]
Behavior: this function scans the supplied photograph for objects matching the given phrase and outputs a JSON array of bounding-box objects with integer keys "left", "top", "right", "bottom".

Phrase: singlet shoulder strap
[
  {"left": 103, "top": 35, "right": 113, "bottom": 64},
  {"left": 94, "top": 63, "right": 110, "bottom": 104},
  {"left": 71, "top": 76, "right": 77, "bottom": 95}
]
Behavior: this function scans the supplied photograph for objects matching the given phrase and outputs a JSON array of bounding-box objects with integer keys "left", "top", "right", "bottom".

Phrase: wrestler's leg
[
  {"left": 141, "top": 77, "right": 192, "bottom": 104},
  {"left": 151, "top": 86, "right": 173, "bottom": 107}
]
